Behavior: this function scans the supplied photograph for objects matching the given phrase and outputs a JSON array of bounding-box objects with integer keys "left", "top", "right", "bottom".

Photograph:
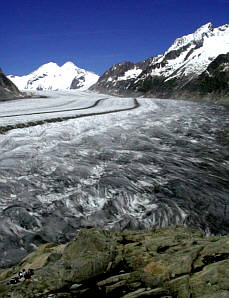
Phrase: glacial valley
[{"left": 0, "top": 90, "right": 228, "bottom": 268}]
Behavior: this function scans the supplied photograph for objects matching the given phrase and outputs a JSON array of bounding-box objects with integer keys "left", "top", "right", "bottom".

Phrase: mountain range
[
  {"left": 3, "top": 22, "right": 229, "bottom": 103},
  {"left": 90, "top": 22, "right": 229, "bottom": 103},
  {"left": 8, "top": 61, "right": 99, "bottom": 91}
]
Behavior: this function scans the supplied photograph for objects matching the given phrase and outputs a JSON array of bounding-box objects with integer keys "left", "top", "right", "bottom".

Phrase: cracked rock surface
[{"left": 1, "top": 226, "right": 229, "bottom": 297}]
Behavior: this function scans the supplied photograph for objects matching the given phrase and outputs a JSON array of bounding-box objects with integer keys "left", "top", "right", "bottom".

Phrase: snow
[
  {"left": 165, "top": 22, "right": 213, "bottom": 53},
  {"left": 150, "top": 22, "right": 229, "bottom": 79},
  {"left": 0, "top": 89, "right": 229, "bottom": 256},
  {"left": 0, "top": 90, "right": 136, "bottom": 126},
  {"left": 221, "top": 63, "right": 229, "bottom": 72},
  {"left": 8, "top": 62, "right": 99, "bottom": 91},
  {"left": 0, "top": 90, "right": 158, "bottom": 136},
  {"left": 0, "top": 90, "right": 159, "bottom": 214},
  {"left": 117, "top": 67, "right": 142, "bottom": 81}
]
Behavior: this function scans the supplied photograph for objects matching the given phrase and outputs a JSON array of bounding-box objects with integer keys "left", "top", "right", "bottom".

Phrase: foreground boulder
[{"left": 1, "top": 226, "right": 229, "bottom": 297}]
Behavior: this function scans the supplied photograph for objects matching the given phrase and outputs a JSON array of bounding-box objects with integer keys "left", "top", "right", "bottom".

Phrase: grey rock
[
  {"left": 0, "top": 68, "right": 23, "bottom": 100},
  {"left": 1, "top": 227, "right": 229, "bottom": 297}
]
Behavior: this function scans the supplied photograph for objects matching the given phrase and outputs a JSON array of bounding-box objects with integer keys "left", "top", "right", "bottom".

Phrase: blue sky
[{"left": 1, "top": 0, "right": 229, "bottom": 75}]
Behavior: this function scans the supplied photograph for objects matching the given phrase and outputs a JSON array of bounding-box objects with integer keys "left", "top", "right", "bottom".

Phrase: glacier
[{"left": 0, "top": 90, "right": 229, "bottom": 267}]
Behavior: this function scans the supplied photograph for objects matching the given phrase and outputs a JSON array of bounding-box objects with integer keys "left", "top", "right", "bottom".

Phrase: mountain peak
[
  {"left": 61, "top": 61, "right": 78, "bottom": 70},
  {"left": 192, "top": 22, "right": 214, "bottom": 40},
  {"left": 36, "top": 62, "right": 60, "bottom": 73},
  {"left": 166, "top": 22, "right": 215, "bottom": 54},
  {"left": 8, "top": 61, "right": 99, "bottom": 91},
  {"left": 91, "top": 22, "right": 229, "bottom": 99},
  {"left": 195, "top": 22, "right": 213, "bottom": 33}
]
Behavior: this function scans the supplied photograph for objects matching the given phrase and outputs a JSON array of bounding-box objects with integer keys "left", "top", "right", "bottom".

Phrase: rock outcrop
[
  {"left": 0, "top": 68, "right": 23, "bottom": 100},
  {"left": 1, "top": 226, "right": 229, "bottom": 297}
]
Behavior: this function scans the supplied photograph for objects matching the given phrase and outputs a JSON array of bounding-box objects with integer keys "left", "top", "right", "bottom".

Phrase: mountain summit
[
  {"left": 90, "top": 23, "right": 229, "bottom": 102},
  {"left": 8, "top": 62, "right": 99, "bottom": 91}
]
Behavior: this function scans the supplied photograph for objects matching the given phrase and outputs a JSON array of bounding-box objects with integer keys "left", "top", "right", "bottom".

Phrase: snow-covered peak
[
  {"left": 92, "top": 22, "right": 229, "bottom": 94},
  {"left": 152, "top": 22, "right": 229, "bottom": 79},
  {"left": 61, "top": 61, "right": 80, "bottom": 71},
  {"left": 36, "top": 62, "right": 59, "bottom": 74},
  {"left": 8, "top": 61, "right": 99, "bottom": 91},
  {"left": 166, "top": 23, "right": 214, "bottom": 53},
  {"left": 195, "top": 22, "right": 213, "bottom": 34}
]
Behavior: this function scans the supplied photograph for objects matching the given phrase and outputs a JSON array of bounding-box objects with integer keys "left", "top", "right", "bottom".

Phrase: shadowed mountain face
[
  {"left": 90, "top": 23, "right": 229, "bottom": 103},
  {"left": 0, "top": 68, "right": 23, "bottom": 100},
  {"left": 128, "top": 52, "right": 229, "bottom": 103},
  {"left": 183, "top": 53, "right": 229, "bottom": 102}
]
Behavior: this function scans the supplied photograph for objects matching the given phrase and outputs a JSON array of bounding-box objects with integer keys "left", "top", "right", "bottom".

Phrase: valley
[
  {"left": 0, "top": 90, "right": 228, "bottom": 268},
  {"left": 1, "top": 0, "right": 229, "bottom": 294}
]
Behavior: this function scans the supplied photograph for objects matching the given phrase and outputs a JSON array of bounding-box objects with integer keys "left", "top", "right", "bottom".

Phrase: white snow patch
[{"left": 117, "top": 67, "right": 142, "bottom": 81}]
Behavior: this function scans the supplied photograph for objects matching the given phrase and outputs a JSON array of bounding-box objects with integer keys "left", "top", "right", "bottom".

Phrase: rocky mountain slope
[
  {"left": 1, "top": 226, "right": 229, "bottom": 297},
  {"left": 0, "top": 68, "right": 24, "bottom": 100},
  {"left": 90, "top": 23, "right": 229, "bottom": 102},
  {"left": 183, "top": 52, "right": 229, "bottom": 103},
  {"left": 8, "top": 62, "right": 99, "bottom": 91}
]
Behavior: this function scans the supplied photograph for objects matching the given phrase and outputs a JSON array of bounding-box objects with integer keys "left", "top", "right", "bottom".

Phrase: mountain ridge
[
  {"left": 8, "top": 61, "right": 99, "bottom": 91},
  {"left": 90, "top": 22, "right": 229, "bottom": 103}
]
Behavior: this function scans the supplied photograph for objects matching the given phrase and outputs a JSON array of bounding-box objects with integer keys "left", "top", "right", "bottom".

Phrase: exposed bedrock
[{"left": 1, "top": 226, "right": 229, "bottom": 297}]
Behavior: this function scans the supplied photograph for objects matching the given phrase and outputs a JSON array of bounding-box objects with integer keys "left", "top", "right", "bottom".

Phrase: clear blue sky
[{"left": 1, "top": 0, "right": 229, "bottom": 76}]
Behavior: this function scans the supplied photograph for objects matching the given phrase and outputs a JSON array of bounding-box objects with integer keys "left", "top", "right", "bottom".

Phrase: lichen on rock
[{"left": 1, "top": 226, "right": 229, "bottom": 297}]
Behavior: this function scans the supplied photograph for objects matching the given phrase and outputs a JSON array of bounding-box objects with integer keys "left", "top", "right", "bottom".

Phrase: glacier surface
[{"left": 0, "top": 90, "right": 229, "bottom": 267}]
